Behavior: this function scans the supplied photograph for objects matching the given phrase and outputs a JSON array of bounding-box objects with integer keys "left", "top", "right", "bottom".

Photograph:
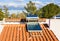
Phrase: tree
[
  {"left": 36, "top": 9, "right": 42, "bottom": 18},
  {"left": 3, "top": 6, "right": 9, "bottom": 18},
  {"left": 11, "top": 13, "right": 17, "bottom": 18},
  {"left": 17, "top": 13, "right": 26, "bottom": 19},
  {"left": 37, "top": 3, "right": 60, "bottom": 18},
  {"left": 22, "top": 11, "right": 28, "bottom": 16},
  {"left": 24, "top": 1, "right": 37, "bottom": 14},
  {"left": 0, "top": 8, "right": 4, "bottom": 20}
]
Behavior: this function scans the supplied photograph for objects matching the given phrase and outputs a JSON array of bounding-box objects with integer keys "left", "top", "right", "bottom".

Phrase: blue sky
[
  {"left": 0, "top": 0, "right": 60, "bottom": 14},
  {"left": 0, "top": 0, "right": 60, "bottom": 9}
]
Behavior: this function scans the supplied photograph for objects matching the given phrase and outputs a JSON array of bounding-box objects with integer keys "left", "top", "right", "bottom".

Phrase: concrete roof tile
[{"left": 0, "top": 24, "right": 59, "bottom": 41}]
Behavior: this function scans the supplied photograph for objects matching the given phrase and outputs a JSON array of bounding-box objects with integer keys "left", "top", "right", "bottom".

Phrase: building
[
  {"left": 0, "top": 14, "right": 60, "bottom": 41},
  {"left": 3, "top": 18, "right": 21, "bottom": 24},
  {"left": 54, "top": 14, "right": 60, "bottom": 19}
]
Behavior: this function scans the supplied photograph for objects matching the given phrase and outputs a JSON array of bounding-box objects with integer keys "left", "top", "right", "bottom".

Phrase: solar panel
[
  {"left": 27, "top": 14, "right": 37, "bottom": 17},
  {"left": 26, "top": 23, "right": 42, "bottom": 31}
]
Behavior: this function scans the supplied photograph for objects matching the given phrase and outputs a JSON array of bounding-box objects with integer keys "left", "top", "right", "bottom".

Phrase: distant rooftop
[
  {"left": 5, "top": 18, "right": 21, "bottom": 22},
  {"left": 56, "top": 14, "right": 60, "bottom": 17}
]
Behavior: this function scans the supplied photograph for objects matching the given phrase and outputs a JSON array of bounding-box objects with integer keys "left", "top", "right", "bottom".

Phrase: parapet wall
[{"left": 49, "top": 19, "right": 60, "bottom": 41}]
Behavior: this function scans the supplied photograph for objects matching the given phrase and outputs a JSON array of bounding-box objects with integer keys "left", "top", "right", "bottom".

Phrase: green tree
[
  {"left": 11, "top": 13, "right": 17, "bottom": 18},
  {"left": 22, "top": 11, "right": 28, "bottom": 16},
  {"left": 3, "top": 6, "right": 9, "bottom": 18},
  {"left": 38, "top": 3, "right": 60, "bottom": 18},
  {"left": 0, "top": 8, "right": 4, "bottom": 20},
  {"left": 24, "top": 1, "right": 37, "bottom": 14},
  {"left": 36, "top": 9, "right": 42, "bottom": 18},
  {"left": 17, "top": 13, "right": 26, "bottom": 19}
]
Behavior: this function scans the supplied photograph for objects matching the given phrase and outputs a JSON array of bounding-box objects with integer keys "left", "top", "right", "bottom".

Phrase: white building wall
[
  {"left": 2, "top": 18, "right": 20, "bottom": 24},
  {"left": 46, "top": 19, "right": 49, "bottom": 25},
  {"left": 0, "top": 21, "right": 4, "bottom": 34},
  {"left": 50, "top": 19, "right": 60, "bottom": 41},
  {"left": 4, "top": 22, "right": 20, "bottom": 24}
]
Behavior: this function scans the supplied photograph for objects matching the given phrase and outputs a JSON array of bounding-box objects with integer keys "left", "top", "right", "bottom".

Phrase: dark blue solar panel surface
[
  {"left": 27, "top": 23, "right": 42, "bottom": 30},
  {"left": 27, "top": 14, "right": 37, "bottom": 17},
  {"left": 56, "top": 14, "right": 60, "bottom": 17}
]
